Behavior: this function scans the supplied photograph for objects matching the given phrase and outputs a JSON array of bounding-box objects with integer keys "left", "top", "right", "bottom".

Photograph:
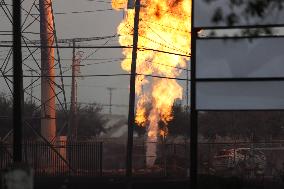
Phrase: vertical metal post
[
  {"left": 0, "top": 142, "right": 3, "bottom": 168},
  {"left": 126, "top": 0, "right": 141, "bottom": 177},
  {"left": 190, "top": 0, "right": 198, "bottom": 188},
  {"left": 100, "top": 142, "right": 103, "bottom": 176},
  {"left": 108, "top": 88, "right": 112, "bottom": 114},
  {"left": 13, "top": 0, "right": 23, "bottom": 162},
  {"left": 186, "top": 62, "right": 189, "bottom": 112},
  {"left": 163, "top": 137, "right": 167, "bottom": 176}
]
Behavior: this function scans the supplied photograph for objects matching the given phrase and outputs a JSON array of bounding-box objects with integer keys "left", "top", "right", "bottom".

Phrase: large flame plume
[{"left": 112, "top": 0, "right": 191, "bottom": 167}]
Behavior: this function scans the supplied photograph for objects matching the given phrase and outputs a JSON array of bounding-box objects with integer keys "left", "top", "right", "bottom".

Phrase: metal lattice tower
[{"left": 0, "top": 0, "right": 68, "bottom": 142}]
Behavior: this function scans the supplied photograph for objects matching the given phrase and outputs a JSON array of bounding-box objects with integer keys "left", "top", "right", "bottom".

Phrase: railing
[
  {"left": 1, "top": 139, "right": 284, "bottom": 178},
  {"left": 0, "top": 141, "right": 103, "bottom": 176}
]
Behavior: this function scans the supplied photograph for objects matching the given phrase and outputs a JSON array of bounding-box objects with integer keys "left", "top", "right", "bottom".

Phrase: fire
[{"left": 112, "top": 0, "right": 191, "bottom": 167}]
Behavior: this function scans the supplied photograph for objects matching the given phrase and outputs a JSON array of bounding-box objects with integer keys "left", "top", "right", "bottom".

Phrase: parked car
[{"left": 212, "top": 148, "right": 266, "bottom": 176}]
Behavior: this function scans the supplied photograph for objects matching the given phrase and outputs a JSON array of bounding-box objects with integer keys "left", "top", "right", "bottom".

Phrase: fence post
[
  {"left": 24, "top": 141, "right": 28, "bottom": 164},
  {"left": 163, "top": 138, "right": 167, "bottom": 177},
  {"left": 100, "top": 142, "right": 103, "bottom": 176},
  {"left": 34, "top": 142, "right": 37, "bottom": 176},
  {"left": 0, "top": 142, "right": 2, "bottom": 169}
]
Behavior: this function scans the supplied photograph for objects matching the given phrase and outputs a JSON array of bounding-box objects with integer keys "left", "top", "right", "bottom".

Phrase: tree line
[
  {"left": 1, "top": 93, "right": 283, "bottom": 141},
  {"left": 0, "top": 93, "right": 108, "bottom": 140},
  {"left": 135, "top": 101, "right": 284, "bottom": 141}
]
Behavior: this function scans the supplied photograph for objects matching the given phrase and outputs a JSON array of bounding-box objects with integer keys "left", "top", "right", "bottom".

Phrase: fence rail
[
  {"left": 0, "top": 141, "right": 103, "bottom": 176},
  {"left": 1, "top": 139, "right": 284, "bottom": 178}
]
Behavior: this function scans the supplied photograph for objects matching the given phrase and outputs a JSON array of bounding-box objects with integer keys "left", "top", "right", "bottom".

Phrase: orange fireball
[{"left": 112, "top": 0, "right": 191, "bottom": 139}]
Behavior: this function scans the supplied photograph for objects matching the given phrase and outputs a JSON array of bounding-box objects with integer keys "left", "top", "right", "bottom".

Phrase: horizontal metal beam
[
  {"left": 195, "top": 24, "right": 284, "bottom": 30},
  {"left": 197, "top": 77, "right": 284, "bottom": 82}
]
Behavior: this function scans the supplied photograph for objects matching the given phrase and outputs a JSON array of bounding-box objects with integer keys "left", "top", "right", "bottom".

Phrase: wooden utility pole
[{"left": 126, "top": 0, "right": 141, "bottom": 177}]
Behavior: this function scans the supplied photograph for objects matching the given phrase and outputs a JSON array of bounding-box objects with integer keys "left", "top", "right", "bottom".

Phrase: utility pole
[
  {"left": 186, "top": 61, "right": 189, "bottom": 112},
  {"left": 126, "top": 0, "right": 140, "bottom": 177},
  {"left": 40, "top": 0, "right": 56, "bottom": 142},
  {"left": 107, "top": 87, "right": 116, "bottom": 115},
  {"left": 69, "top": 40, "right": 78, "bottom": 140},
  {"left": 13, "top": 0, "right": 23, "bottom": 162},
  {"left": 185, "top": 60, "right": 190, "bottom": 177},
  {"left": 190, "top": 0, "right": 198, "bottom": 188}
]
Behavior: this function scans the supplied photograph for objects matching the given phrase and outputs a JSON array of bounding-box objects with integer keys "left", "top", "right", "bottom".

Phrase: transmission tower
[
  {"left": 0, "top": 0, "right": 68, "bottom": 142},
  {"left": 26, "top": 69, "right": 36, "bottom": 104},
  {"left": 69, "top": 40, "right": 83, "bottom": 140},
  {"left": 107, "top": 87, "right": 116, "bottom": 115}
]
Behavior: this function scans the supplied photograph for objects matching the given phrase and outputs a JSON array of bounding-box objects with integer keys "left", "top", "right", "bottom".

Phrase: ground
[{"left": 30, "top": 176, "right": 284, "bottom": 189}]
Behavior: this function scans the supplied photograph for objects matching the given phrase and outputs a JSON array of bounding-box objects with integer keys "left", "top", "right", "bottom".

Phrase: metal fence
[
  {"left": 131, "top": 140, "right": 189, "bottom": 177},
  {"left": 0, "top": 141, "right": 103, "bottom": 176},
  {"left": 130, "top": 140, "right": 284, "bottom": 178},
  {"left": 1, "top": 139, "right": 284, "bottom": 178}
]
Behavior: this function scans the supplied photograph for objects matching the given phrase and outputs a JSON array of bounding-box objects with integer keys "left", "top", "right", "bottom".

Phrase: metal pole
[
  {"left": 30, "top": 71, "right": 33, "bottom": 104},
  {"left": 185, "top": 59, "right": 190, "bottom": 177},
  {"left": 186, "top": 62, "right": 189, "bottom": 112},
  {"left": 126, "top": 0, "right": 140, "bottom": 177},
  {"left": 100, "top": 142, "right": 103, "bottom": 176},
  {"left": 190, "top": 0, "right": 198, "bottom": 188},
  {"left": 13, "top": 0, "right": 23, "bottom": 162},
  {"left": 109, "top": 88, "right": 112, "bottom": 114},
  {"left": 107, "top": 88, "right": 112, "bottom": 114}
]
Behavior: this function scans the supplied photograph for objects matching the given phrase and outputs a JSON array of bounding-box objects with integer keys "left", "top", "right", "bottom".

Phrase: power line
[
  {"left": 79, "top": 19, "right": 134, "bottom": 63},
  {"left": 79, "top": 58, "right": 189, "bottom": 71},
  {"left": 0, "top": 35, "right": 119, "bottom": 44},
  {"left": 0, "top": 2, "right": 124, "bottom": 14},
  {"left": 65, "top": 84, "right": 128, "bottom": 90},
  {"left": 143, "top": 22, "right": 189, "bottom": 53},
  {"left": 0, "top": 73, "right": 190, "bottom": 81},
  {"left": 141, "top": 19, "right": 190, "bottom": 35},
  {"left": 0, "top": 44, "right": 191, "bottom": 57},
  {"left": 47, "top": 8, "right": 124, "bottom": 15},
  {"left": 139, "top": 34, "right": 189, "bottom": 55},
  {"left": 1, "top": 55, "right": 189, "bottom": 72}
]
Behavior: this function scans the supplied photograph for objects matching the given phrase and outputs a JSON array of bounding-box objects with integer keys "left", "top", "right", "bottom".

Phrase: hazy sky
[
  {"left": 1, "top": 0, "right": 284, "bottom": 115},
  {"left": 0, "top": 0, "right": 189, "bottom": 115},
  {"left": 0, "top": 0, "right": 132, "bottom": 115}
]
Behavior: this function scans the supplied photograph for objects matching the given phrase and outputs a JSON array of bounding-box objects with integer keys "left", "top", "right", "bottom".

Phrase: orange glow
[
  {"left": 112, "top": 0, "right": 191, "bottom": 166},
  {"left": 112, "top": 0, "right": 127, "bottom": 10}
]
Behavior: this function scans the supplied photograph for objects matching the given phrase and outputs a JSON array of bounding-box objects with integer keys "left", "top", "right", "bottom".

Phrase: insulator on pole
[{"left": 127, "top": 0, "right": 135, "bottom": 9}]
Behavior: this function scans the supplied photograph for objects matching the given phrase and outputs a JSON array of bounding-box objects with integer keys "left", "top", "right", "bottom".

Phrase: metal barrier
[
  {"left": 1, "top": 139, "right": 284, "bottom": 178},
  {"left": 0, "top": 141, "right": 103, "bottom": 176}
]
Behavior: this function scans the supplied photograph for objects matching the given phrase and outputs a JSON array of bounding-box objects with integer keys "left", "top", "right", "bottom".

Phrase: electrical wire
[{"left": 0, "top": 73, "right": 190, "bottom": 81}]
